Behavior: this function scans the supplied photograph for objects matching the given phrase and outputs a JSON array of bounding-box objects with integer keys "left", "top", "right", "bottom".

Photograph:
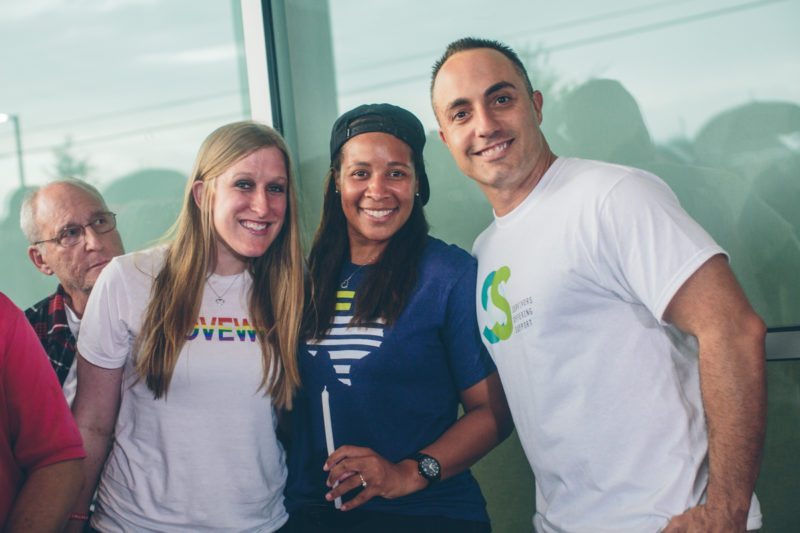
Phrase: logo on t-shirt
[
  {"left": 185, "top": 316, "right": 257, "bottom": 342},
  {"left": 481, "top": 267, "right": 513, "bottom": 344},
  {"left": 307, "top": 290, "right": 385, "bottom": 386}
]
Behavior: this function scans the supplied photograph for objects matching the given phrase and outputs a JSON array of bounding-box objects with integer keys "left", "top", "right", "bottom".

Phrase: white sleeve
[
  {"left": 594, "top": 169, "right": 726, "bottom": 323},
  {"left": 77, "top": 258, "right": 133, "bottom": 369}
]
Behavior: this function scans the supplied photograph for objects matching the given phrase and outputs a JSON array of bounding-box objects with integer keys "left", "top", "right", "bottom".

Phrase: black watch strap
[{"left": 410, "top": 452, "right": 441, "bottom": 485}]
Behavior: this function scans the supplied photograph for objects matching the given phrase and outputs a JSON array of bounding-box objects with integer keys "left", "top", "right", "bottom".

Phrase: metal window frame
[
  {"left": 766, "top": 327, "right": 800, "bottom": 361},
  {"left": 240, "top": 0, "right": 281, "bottom": 130}
]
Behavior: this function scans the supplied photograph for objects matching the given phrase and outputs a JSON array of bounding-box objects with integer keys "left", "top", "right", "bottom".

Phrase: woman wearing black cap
[{"left": 283, "top": 104, "right": 513, "bottom": 532}]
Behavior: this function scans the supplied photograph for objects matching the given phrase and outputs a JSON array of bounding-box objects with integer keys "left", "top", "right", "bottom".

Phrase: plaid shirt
[{"left": 24, "top": 285, "right": 77, "bottom": 386}]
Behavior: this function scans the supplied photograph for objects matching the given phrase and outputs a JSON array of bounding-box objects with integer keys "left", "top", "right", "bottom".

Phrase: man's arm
[
  {"left": 5, "top": 458, "right": 84, "bottom": 532},
  {"left": 663, "top": 254, "right": 766, "bottom": 531}
]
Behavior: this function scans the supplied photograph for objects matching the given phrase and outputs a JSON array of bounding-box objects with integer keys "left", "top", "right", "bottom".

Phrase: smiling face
[
  {"left": 335, "top": 132, "right": 417, "bottom": 264},
  {"left": 194, "top": 146, "right": 288, "bottom": 275},
  {"left": 28, "top": 182, "right": 124, "bottom": 314},
  {"left": 432, "top": 47, "right": 554, "bottom": 215}
]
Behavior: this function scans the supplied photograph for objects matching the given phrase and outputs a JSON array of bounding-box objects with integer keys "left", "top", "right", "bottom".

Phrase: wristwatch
[{"left": 411, "top": 452, "right": 441, "bottom": 485}]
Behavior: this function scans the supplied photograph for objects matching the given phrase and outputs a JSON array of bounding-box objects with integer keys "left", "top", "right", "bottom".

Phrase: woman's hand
[{"left": 323, "top": 445, "right": 427, "bottom": 511}]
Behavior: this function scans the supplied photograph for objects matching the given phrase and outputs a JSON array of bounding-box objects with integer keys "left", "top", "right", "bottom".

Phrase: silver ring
[{"left": 359, "top": 473, "right": 367, "bottom": 488}]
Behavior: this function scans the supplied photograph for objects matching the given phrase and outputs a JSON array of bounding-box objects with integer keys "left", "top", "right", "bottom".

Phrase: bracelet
[{"left": 68, "top": 512, "right": 89, "bottom": 521}]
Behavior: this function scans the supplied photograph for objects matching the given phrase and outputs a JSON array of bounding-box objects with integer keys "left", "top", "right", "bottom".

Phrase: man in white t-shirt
[
  {"left": 20, "top": 179, "right": 124, "bottom": 404},
  {"left": 431, "top": 37, "right": 766, "bottom": 532}
]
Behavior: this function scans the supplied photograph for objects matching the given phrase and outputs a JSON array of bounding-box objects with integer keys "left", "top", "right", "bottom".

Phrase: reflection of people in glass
[
  {"left": 102, "top": 168, "right": 186, "bottom": 253},
  {"left": 695, "top": 101, "right": 800, "bottom": 325},
  {"left": 0, "top": 185, "right": 52, "bottom": 307},
  {"left": 431, "top": 38, "right": 766, "bottom": 532},
  {"left": 556, "top": 78, "right": 757, "bottom": 314},
  {"left": 285, "top": 104, "right": 512, "bottom": 532},
  {"left": 19, "top": 180, "right": 124, "bottom": 404},
  {"left": 557, "top": 78, "right": 654, "bottom": 166},
  {"left": 67, "top": 122, "right": 304, "bottom": 532},
  {"left": 739, "top": 153, "right": 800, "bottom": 325}
]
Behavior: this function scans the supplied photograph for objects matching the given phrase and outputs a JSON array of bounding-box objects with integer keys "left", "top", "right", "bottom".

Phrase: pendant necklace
[
  {"left": 206, "top": 271, "right": 243, "bottom": 305},
  {"left": 340, "top": 257, "right": 376, "bottom": 289},
  {"left": 340, "top": 265, "right": 366, "bottom": 289}
]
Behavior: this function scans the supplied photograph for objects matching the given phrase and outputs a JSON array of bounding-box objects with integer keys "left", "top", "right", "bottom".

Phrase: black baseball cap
[{"left": 329, "top": 103, "right": 430, "bottom": 205}]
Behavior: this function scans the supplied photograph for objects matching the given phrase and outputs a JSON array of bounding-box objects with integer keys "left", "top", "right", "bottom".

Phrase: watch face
[{"left": 420, "top": 456, "right": 440, "bottom": 479}]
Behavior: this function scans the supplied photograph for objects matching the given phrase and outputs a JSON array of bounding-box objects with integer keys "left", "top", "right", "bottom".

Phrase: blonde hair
[{"left": 136, "top": 121, "right": 304, "bottom": 409}]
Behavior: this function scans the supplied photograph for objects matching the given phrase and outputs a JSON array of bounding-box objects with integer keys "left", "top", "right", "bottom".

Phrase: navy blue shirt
[{"left": 286, "top": 237, "right": 495, "bottom": 521}]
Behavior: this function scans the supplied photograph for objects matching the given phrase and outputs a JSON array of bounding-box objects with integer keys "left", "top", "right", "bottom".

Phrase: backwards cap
[{"left": 329, "top": 103, "right": 430, "bottom": 205}]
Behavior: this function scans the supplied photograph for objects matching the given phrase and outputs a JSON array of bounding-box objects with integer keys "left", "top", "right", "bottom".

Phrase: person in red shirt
[{"left": 0, "top": 291, "right": 85, "bottom": 531}]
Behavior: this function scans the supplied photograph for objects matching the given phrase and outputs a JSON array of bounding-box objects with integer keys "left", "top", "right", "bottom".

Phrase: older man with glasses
[{"left": 20, "top": 179, "right": 124, "bottom": 404}]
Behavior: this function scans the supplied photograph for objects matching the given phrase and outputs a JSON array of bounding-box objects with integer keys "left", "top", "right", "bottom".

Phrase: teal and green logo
[{"left": 481, "top": 266, "right": 513, "bottom": 344}]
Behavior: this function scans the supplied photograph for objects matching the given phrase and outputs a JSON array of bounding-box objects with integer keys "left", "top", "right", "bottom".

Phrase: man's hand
[{"left": 664, "top": 503, "right": 747, "bottom": 533}]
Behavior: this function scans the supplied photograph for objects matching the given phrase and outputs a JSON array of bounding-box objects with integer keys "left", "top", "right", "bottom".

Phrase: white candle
[{"left": 321, "top": 386, "right": 342, "bottom": 509}]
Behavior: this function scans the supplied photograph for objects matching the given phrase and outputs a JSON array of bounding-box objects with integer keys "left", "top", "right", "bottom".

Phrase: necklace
[
  {"left": 206, "top": 271, "right": 243, "bottom": 305},
  {"left": 341, "top": 256, "right": 380, "bottom": 289},
  {"left": 340, "top": 264, "right": 368, "bottom": 289}
]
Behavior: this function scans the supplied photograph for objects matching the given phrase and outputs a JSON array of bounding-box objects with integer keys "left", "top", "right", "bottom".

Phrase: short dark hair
[{"left": 430, "top": 37, "right": 534, "bottom": 97}]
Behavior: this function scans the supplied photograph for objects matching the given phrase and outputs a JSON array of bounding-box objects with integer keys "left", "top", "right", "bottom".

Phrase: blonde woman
[{"left": 67, "top": 122, "right": 303, "bottom": 532}]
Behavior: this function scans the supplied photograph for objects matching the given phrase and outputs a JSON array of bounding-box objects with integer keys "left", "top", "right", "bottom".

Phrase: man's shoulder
[
  {"left": 470, "top": 158, "right": 662, "bottom": 252},
  {"left": 548, "top": 158, "right": 676, "bottom": 218},
  {"left": 559, "top": 157, "right": 650, "bottom": 187},
  {"left": 0, "top": 293, "right": 24, "bottom": 333},
  {"left": 23, "top": 291, "right": 59, "bottom": 327}
]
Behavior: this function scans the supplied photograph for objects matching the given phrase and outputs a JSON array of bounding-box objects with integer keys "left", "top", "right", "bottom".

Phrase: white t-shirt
[
  {"left": 78, "top": 246, "right": 288, "bottom": 532},
  {"left": 473, "top": 157, "right": 761, "bottom": 532},
  {"left": 62, "top": 304, "right": 80, "bottom": 406}
]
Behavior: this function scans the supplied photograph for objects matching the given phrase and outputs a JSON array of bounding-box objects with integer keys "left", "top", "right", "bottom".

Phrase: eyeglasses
[{"left": 34, "top": 212, "right": 118, "bottom": 247}]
